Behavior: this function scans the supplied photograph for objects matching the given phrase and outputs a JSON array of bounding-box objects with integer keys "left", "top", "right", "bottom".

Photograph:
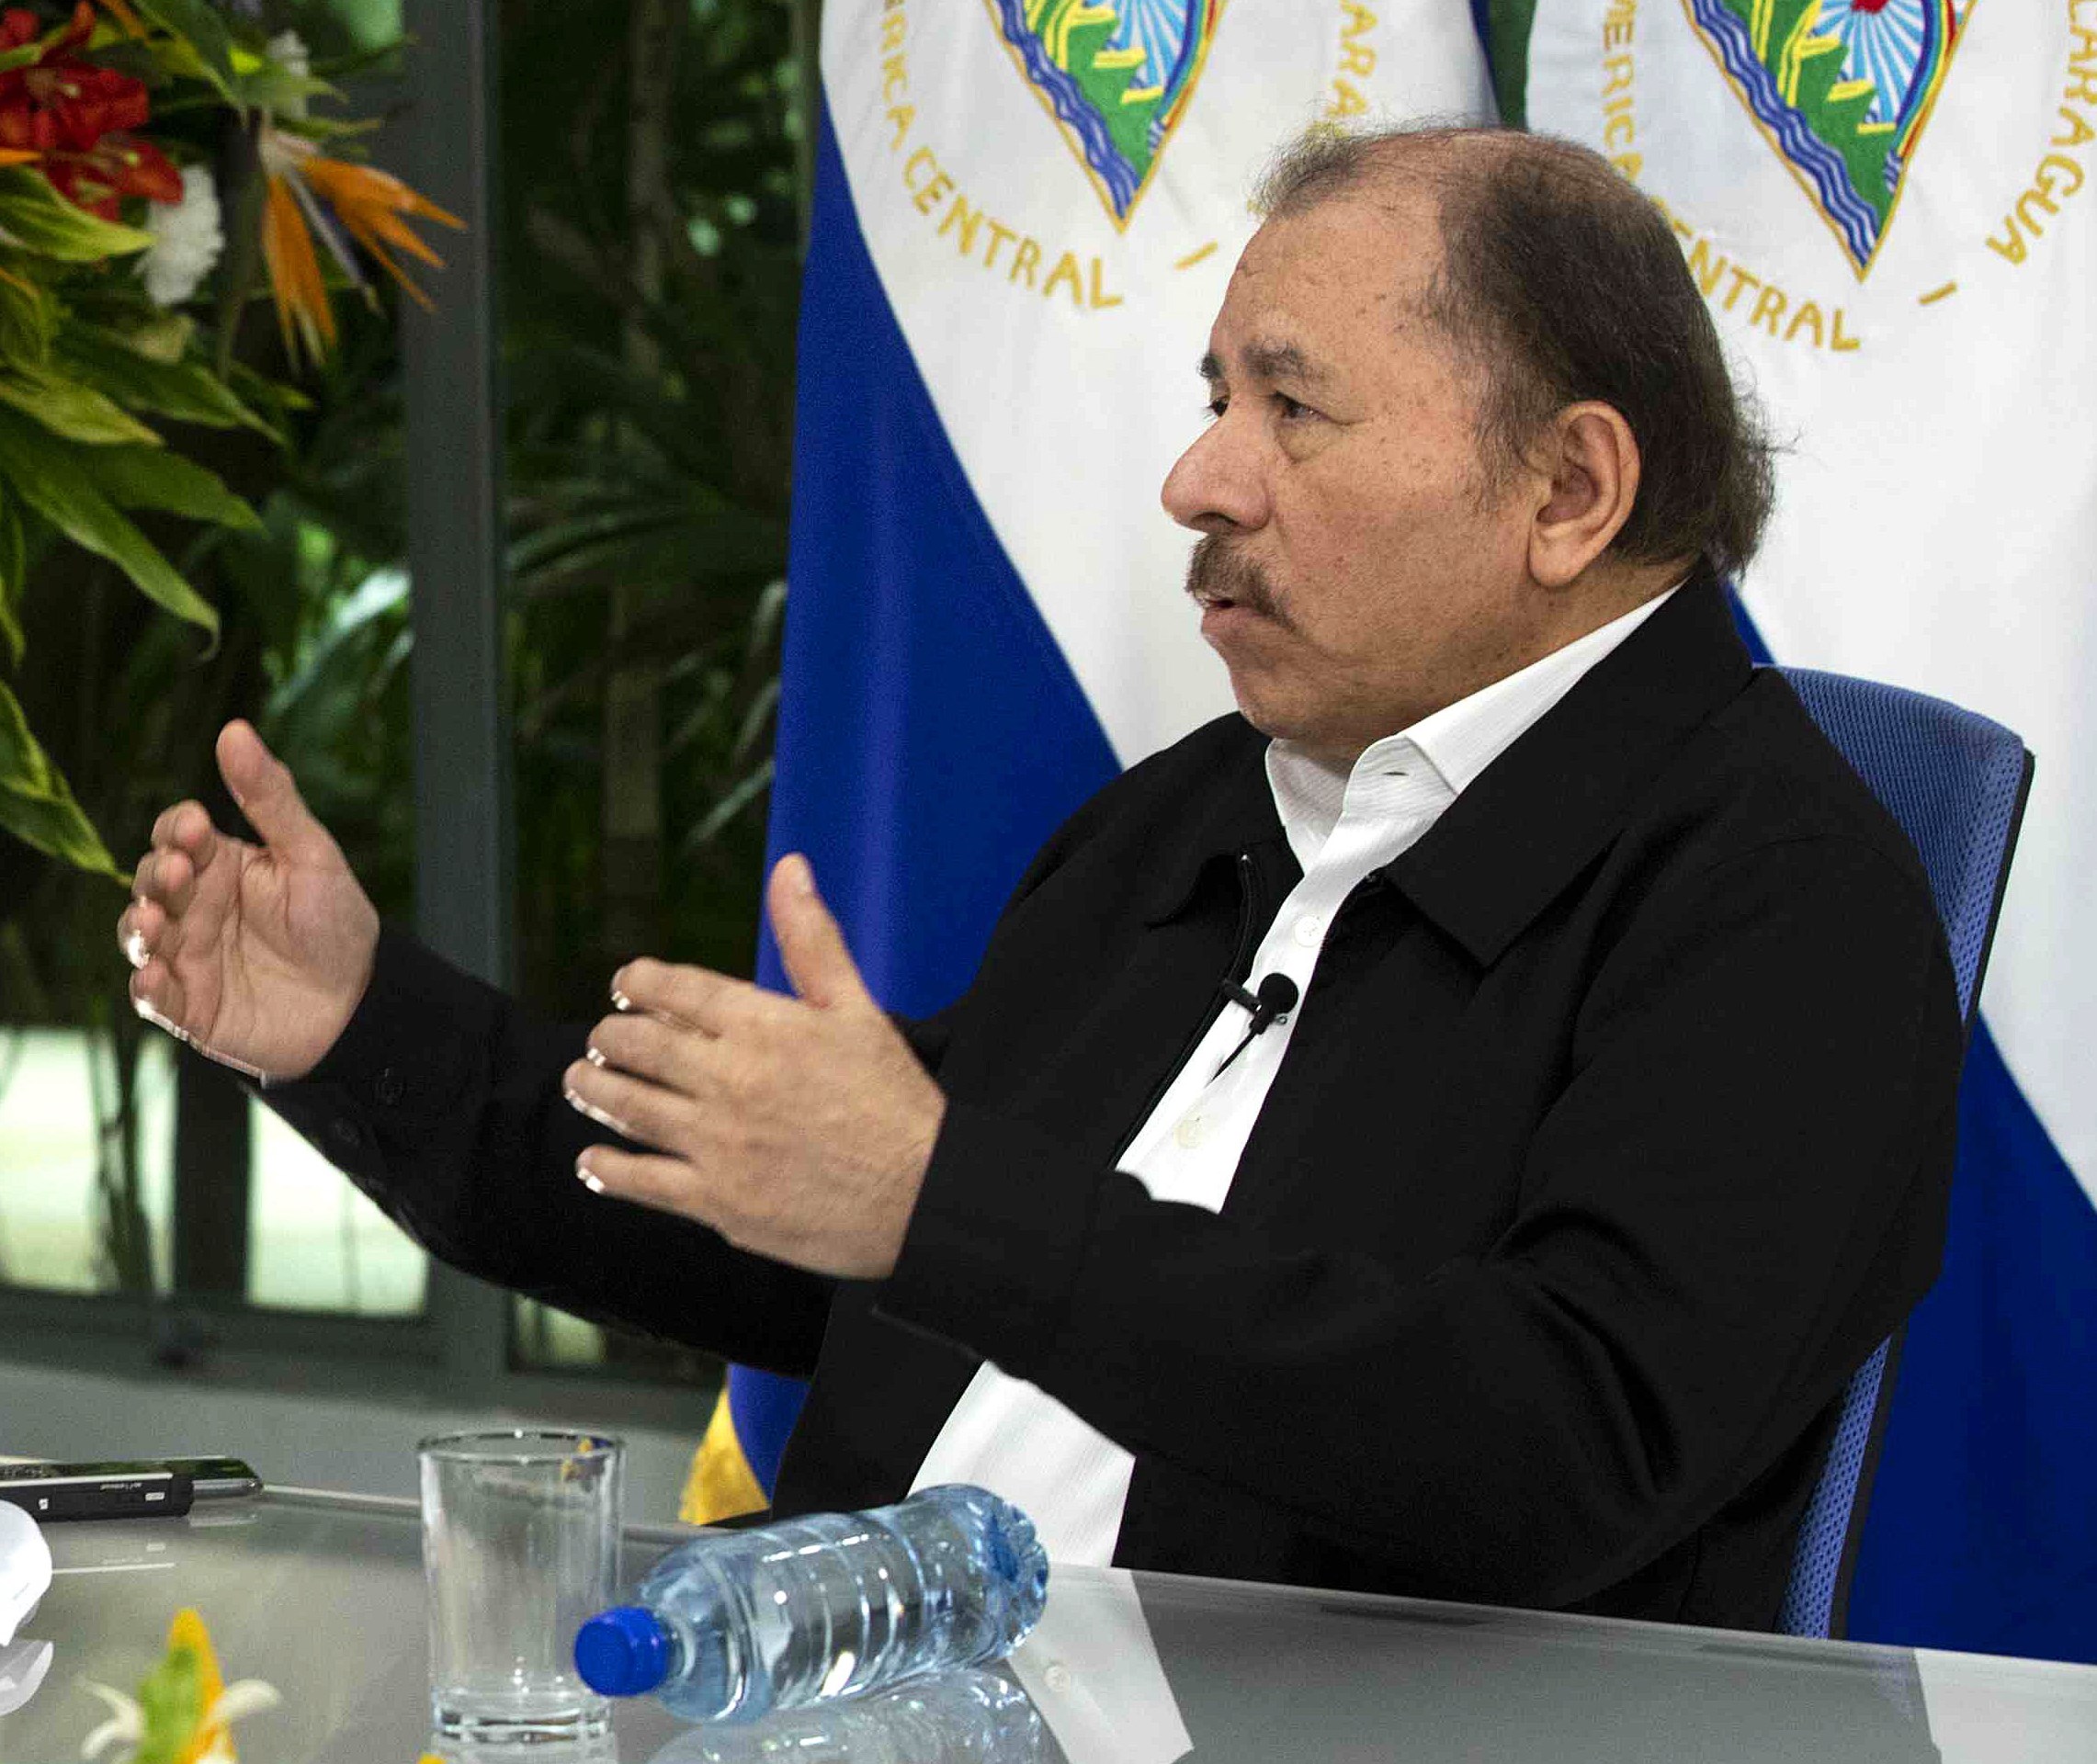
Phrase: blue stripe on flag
[
  {"left": 723, "top": 1364, "right": 809, "bottom": 1498},
  {"left": 722, "top": 99, "right": 1126, "bottom": 1493},
  {"left": 760, "top": 100, "right": 1121, "bottom": 1020},
  {"left": 1849, "top": 1021, "right": 2097, "bottom": 1664},
  {"left": 1469, "top": 0, "right": 1494, "bottom": 78}
]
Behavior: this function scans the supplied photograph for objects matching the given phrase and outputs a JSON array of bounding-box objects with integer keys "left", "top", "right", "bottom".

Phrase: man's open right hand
[{"left": 118, "top": 719, "right": 380, "bottom": 1083}]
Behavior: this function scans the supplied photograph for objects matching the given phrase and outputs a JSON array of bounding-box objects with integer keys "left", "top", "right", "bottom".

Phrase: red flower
[
  {"left": 0, "top": 2, "right": 179, "bottom": 218},
  {"left": 39, "top": 133, "right": 180, "bottom": 217},
  {"left": 0, "top": 6, "right": 92, "bottom": 53}
]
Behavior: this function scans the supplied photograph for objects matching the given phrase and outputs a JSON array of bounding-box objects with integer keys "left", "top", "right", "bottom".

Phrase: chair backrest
[{"left": 1770, "top": 667, "right": 2033, "bottom": 1639}]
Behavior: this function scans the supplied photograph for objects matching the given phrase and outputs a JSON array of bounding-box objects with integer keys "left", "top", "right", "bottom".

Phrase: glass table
[{"left": 0, "top": 1487, "right": 2090, "bottom": 1762}]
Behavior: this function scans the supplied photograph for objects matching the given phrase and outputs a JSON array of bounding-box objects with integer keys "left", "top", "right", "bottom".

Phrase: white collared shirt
[{"left": 910, "top": 588, "right": 1679, "bottom": 1562}]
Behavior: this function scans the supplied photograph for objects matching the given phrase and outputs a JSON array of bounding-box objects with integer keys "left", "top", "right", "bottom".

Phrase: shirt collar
[{"left": 1264, "top": 585, "right": 1682, "bottom": 866}]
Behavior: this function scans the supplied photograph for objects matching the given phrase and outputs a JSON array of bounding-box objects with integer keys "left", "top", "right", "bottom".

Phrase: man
[{"left": 117, "top": 127, "right": 1963, "bottom": 1630}]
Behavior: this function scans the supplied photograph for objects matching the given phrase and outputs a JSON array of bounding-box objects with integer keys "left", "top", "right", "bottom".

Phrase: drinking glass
[{"left": 420, "top": 1430, "right": 624, "bottom": 1743}]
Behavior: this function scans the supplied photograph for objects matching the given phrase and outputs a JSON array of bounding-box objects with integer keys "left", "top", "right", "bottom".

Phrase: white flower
[
  {"left": 267, "top": 30, "right": 312, "bottom": 118},
  {"left": 140, "top": 166, "right": 224, "bottom": 308},
  {"left": 79, "top": 1676, "right": 281, "bottom": 1763},
  {"left": 267, "top": 30, "right": 311, "bottom": 78},
  {"left": 78, "top": 1680, "right": 142, "bottom": 1760}
]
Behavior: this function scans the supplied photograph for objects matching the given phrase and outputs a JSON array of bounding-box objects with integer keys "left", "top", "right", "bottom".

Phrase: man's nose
[{"left": 1161, "top": 415, "right": 1269, "bottom": 534}]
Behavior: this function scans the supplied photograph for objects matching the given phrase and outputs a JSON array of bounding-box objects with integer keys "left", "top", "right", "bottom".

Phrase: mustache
[{"left": 1185, "top": 536, "right": 1283, "bottom": 622}]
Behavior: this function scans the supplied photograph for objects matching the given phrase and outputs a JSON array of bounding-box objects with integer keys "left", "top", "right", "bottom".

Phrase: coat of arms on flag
[
  {"left": 987, "top": 0, "right": 1224, "bottom": 225},
  {"left": 1684, "top": 0, "right": 1975, "bottom": 276}
]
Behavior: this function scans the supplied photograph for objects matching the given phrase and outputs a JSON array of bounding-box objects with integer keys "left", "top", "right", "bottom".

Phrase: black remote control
[
  {"left": 0, "top": 1462, "right": 194, "bottom": 1521},
  {"left": 0, "top": 1456, "right": 261, "bottom": 1522}
]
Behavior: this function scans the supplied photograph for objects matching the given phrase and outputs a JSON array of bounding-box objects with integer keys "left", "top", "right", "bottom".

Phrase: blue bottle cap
[{"left": 573, "top": 1605, "right": 671, "bottom": 1696}]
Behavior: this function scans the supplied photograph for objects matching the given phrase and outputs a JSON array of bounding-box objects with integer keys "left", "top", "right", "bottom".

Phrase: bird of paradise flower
[
  {"left": 81, "top": 1606, "right": 281, "bottom": 1764},
  {"left": 257, "top": 124, "right": 463, "bottom": 367}
]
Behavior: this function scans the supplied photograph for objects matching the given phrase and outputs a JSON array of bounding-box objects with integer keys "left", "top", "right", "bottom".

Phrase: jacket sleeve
[
  {"left": 259, "top": 923, "right": 837, "bottom": 1376},
  {"left": 874, "top": 834, "right": 1964, "bottom": 1606}
]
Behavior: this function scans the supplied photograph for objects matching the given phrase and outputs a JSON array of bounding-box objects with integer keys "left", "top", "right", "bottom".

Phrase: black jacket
[{"left": 269, "top": 576, "right": 1964, "bottom": 1631}]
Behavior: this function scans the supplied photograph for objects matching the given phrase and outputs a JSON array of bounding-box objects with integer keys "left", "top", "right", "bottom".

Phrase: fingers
[
  {"left": 133, "top": 799, "right": 224, "bottom": 933},
  {"left": 611, "top": 956, "right": 776, "bottom": 1035},
  {"left": 216, "top": 719, "right": 333, "bottom": 865},
  {"left": 132, "top": 843, "right": 198, "bottom": 918},
  {"left": 573, "top": 1144, "right": 687, "bottom": 1206},
  {"left": 128, "top": 959, "right": 188, "bottom": 1045},
  {"left": 128, "top": 960, "right": 267, "bottom": 1083},
  {"left": 767, "top": 854, "right": 869, "bottom": 1010},
  {"left": 149, "top": 798, "right": 218, "bottom": 869},
  {"left": 117, "top": 896, "right": 173, "bottom": 971},
  {"left": 572, "top": 1144, "right": 735, "bottom": 1230},
  {"left": 605, "top": 855, "right": 866, "bottom": 1034},
  {"left": 585, "top": 1010, "right": 703, "bottom": 1091},
  {"left": 563, "top": 1057, "right": 686, "bottom": 1150}
]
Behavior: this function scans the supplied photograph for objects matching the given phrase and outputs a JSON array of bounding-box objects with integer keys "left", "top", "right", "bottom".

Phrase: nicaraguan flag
[
  {"left": 1516, "top": 0, "right": 2097, "bottom": 1663},
  {"left": 681, "top": 0, "right": 1491, "bottom": 1523}
]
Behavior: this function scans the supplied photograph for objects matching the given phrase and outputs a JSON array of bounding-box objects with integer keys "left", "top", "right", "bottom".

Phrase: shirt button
[
  {"left": 1292, "top": 915, "right": 1323, "bottom": 947},
  {"left": 1174, "top": 1113, "right": 1208, "bottom": 1148}
]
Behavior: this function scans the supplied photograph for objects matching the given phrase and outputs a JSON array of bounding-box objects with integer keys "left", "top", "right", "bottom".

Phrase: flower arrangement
[
  {"left": 0, "top": 0, "right": 457, "bottom": 882},
  {"left": 82, "top": 1606, "right": 279, "bottom": 1764},
  {"left": 80, "top": 1605, "right": 465, "bottom": 1762}
]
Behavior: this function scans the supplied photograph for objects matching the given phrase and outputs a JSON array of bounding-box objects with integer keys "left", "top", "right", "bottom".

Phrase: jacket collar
[
  {"left": 1139, "top": 569, "right": 1752, "bottom": 956},
  {"left": 1138, "top": 732, "right": 1287, "bottom": 925},
  {"left": 1382, "top": 566, "right": 1751, "bottom": 965}
]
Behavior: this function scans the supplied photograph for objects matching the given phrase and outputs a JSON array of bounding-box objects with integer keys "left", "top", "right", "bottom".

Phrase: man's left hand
[{"left": 562, "top": 854, "right": 946, "bottom": 1279}]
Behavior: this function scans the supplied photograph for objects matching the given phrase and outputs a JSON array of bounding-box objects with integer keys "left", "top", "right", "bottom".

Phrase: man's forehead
[
  {"left": 1246, "top": 182, "right": 1444, "bottom": 272},
  {"left": 1206, "top": 195, "right": 1442, "bottom": 360}
]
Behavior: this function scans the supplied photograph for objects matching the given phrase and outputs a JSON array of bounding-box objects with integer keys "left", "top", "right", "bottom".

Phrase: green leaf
[
  {"left": 0, "top": 680, "right": 123, "bottom": 880},
  {"left": 229, "top": 359, "right": 310, "bottom": 413},
  {"left": 0, "top": 492, "right": 22, "bottom": 667},
  {"left": 119, "top": 312, "right": 197, "bottom": 365},
  {"left": 130, "top": 1642, "right": 208, "bottom": 1764},
  {"left": 237, "top": 67, "right": 342, "bottom": 114},
  {"left": 130, "top": 0, "right": 242, "bottom": 106},
  {"left": 0, "top": 169, "right": 154, "bottom": 263},
  {"left": 0, "top": 44, "right": 39, "bottom": 77},
  {"left": 0, "top": 367, "right": 164, "bottom": 447},
  {"left": 263, "top": 112, "right": 381, "bottom": 144},
  {"left": 57, "top": 323, "right": 282, "bottom": 441},
  {"left": 0, "top": 258, "right": 53, "bottom": 363},
  {"left": 77, "top": 445, "right": 259, "bottom": 530},
  {"left": 0, "top": 406, "right": 218, "bottom": 643}
]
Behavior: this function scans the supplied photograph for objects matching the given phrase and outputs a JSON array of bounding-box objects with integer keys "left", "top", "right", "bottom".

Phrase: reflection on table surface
[{"left": 0, "top": 1487, "right": 2090, "bottom": 1763}]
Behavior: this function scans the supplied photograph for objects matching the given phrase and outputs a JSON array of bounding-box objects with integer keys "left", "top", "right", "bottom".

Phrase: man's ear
[{"left": 1527, "top": 401, "right": 1641, "bottom": 590}]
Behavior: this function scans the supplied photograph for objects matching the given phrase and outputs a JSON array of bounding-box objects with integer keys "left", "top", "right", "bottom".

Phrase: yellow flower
[{"left": 80, "top": 1608, "right": 280, "bottom": 1764}]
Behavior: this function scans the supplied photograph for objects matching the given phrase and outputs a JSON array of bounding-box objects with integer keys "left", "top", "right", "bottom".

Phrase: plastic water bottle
[
  {"left": 572, "top": 1485, "right": 1050, "bottom": 1724},
  {"left": 638, "top": 1668, "right": 1049, "bottom": 1764}
]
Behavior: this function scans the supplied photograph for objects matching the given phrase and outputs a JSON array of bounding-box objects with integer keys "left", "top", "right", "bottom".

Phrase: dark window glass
[{"left": 499, "top": 0, "right": 806, "bottom": 1378}]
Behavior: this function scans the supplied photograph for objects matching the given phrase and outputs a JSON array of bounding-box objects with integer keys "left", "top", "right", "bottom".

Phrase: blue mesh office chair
[{"left": 1771, "top": 668, "right": 2034, "bottom": 1639}]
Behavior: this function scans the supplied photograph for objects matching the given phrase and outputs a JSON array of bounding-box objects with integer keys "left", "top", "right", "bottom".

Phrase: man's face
[{"left": 1162, "top": 189, "right": 1539, "bottom": 762}]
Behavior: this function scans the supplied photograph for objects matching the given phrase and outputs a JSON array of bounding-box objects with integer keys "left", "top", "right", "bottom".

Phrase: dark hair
[{"left": 1254, "top": 126, "right": 1774, "bottom": 582}]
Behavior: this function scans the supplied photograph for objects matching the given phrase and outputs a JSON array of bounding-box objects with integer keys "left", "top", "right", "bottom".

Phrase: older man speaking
[{"left": 116, "top": 128, "right": 1962, "bottom": 1632}]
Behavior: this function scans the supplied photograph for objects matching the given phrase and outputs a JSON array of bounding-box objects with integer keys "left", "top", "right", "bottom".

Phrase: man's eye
[
  {"left": 1275, "top": 393, "right": 1316, "bottom": 421},
  {"left": 1205, "top": 395, "right": 1228, "bottom": 421}
]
